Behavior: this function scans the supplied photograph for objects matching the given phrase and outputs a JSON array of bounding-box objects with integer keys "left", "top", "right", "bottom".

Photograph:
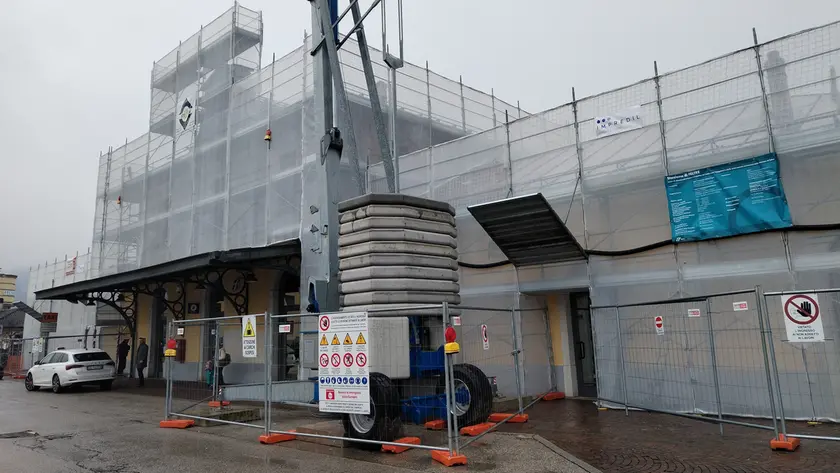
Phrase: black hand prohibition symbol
[{"left": 797, "top": 301, "right": 812, "bottom": 317}]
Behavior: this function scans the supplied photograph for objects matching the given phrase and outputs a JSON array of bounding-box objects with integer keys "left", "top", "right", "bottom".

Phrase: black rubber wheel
[
  {"left": 437, "top": 363, "right": 493, "bottom": 428},
  {"left": 100, "top": 381, "right": 113, "bottom": 391},
  {"left": 25, "top": 373, "right": 39, "bottom": 392},
  {"left": 51, "top": 374, "right": 63, "bottom": 394},
  {"left": 342, "top": 372, "right": 403, "bottom": 450}
]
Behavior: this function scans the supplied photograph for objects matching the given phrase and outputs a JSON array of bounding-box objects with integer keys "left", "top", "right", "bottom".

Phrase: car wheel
[
  {"left": 100, "top": 381, "right": 113, "bottom": 391},
  {"left": 25, "top": 373, "right": 39, "bottom": 392},
  {"left": 51, "top": 374, "right": 63, "bottom": 394}
]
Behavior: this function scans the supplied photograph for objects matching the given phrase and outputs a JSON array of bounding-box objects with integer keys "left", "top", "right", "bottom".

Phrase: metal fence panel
[{"left": 764, "top": 290, "right": 840, "bottom": 422}]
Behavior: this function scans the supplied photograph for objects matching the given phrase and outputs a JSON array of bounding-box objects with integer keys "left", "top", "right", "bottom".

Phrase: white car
[{"left": 24, "top": 348, "right": 116, "bottom": 393}]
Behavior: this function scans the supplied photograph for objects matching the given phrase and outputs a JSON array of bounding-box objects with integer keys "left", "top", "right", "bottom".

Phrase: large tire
[
  {"left": 342, "top": 373, "right": 403, "bottom": 450},
  {"left": 24, "top": 373, "right": 39, "bottom": 392},
  {"left": 438, "top": 363, "right": 493, "bottom": 428}
]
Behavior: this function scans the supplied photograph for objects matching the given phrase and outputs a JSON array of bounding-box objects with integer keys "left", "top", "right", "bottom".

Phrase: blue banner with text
[{"left": 665, "top": 153, "right": 792, "bottom": 242}]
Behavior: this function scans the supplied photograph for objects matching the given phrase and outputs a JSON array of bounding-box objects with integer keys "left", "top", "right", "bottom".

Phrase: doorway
[{"left": 570, "top": 292, "right": 597, "bottom": 398}]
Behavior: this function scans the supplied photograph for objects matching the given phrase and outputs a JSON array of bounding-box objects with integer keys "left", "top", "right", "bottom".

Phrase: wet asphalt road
[{"left": 0, "top": 379, "right": 593, "bottom": 473}]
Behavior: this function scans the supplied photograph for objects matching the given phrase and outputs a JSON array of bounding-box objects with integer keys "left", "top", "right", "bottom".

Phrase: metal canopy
[{"left": 468, "top": 193, "right": 588, "bottom": 267}]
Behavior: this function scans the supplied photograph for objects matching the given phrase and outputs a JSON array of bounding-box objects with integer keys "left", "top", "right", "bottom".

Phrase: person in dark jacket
[
  {"left": 136, "top": 338, "right": 149, "bottom": 387},
  {"left": 116, "top": 339, "right": 130, "bottom": 376}
]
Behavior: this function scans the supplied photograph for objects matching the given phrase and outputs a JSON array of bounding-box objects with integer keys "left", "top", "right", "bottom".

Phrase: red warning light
[
  {"left": 166, "top": 339, "right": 177, "bottom": 350},
  {"left": 445, "top": 327, "right": 457, "bottom": 343}
]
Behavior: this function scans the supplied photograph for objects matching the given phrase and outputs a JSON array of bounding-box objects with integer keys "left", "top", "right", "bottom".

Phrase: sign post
[
  {"left": 318, "top": 312, "right": 370, "bottom": 414},
  {"left": 242, "top": 314, "right": 257, "bottom": 358},
  {"left": 481, "top": 324, "right": 489, "bottom": 350},
  {"left": 781, "top": 293, "right": 824, "bottom": 343}
]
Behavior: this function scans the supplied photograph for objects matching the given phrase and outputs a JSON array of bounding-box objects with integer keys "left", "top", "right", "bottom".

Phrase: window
[
  {"left": 53, "top": 353, "right": 68, "bottom": 363},
  {"left": 73, "top": 352, "right": 112, "bottom": 362},
  {"left": 39, "top": 353, "right": 56, "bottom": 364}
]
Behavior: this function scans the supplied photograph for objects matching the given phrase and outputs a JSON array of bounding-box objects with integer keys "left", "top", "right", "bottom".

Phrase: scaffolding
[{"left": 90, "top": 3, "right": 520, "bottom": 278}]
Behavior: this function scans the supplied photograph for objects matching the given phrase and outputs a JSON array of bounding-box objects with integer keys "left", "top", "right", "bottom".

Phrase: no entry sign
[
  {"left": 654, "top": 315, "right": 664, "bottom": 336},
  {"left": 781, "top": 293, "right": 824, "bottom": 342}
]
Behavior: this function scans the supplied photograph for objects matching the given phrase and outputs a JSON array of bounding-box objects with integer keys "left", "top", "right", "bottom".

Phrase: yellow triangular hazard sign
[
  {"left": 243, "top": 320, "right": 255, "bottom": 337},
  {"left": 320, "top": 335, "right": 328, "bottom": 346},
  {"left": 356, "top": 332, "right": 366, "bottom": 345},
  {"left": 343, "top": 333, "right": 353, "bottom": 345},
  {"left": 331, "top": 334, "right": 340, "bottom": 345}
]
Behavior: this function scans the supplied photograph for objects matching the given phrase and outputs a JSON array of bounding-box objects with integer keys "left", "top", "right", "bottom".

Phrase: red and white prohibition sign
[{"left": 781, "top": 293, "right": 824, "bottom": 343}]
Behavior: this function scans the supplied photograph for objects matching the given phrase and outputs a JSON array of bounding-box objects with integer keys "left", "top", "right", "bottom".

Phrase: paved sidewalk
[{"left": 497, "top": 399, "right": 840, "bottom": 473}]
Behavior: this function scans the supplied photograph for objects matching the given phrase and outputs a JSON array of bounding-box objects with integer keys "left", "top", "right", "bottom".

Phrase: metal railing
[{"left": 160, "top": 301, "right": 559, "bottom": 460}]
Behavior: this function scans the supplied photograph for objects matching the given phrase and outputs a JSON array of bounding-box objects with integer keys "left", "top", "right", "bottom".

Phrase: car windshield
[{"left": 73, "top": 352, "right": 112, "bottom": 362}]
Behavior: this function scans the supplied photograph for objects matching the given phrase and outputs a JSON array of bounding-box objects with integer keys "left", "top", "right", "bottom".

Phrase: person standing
[
  {"left": 136, "top": 338, "right": 149, "bottom": 387},
  {"left": 116, "top": 339, "right": 130, "bottom": 376}
]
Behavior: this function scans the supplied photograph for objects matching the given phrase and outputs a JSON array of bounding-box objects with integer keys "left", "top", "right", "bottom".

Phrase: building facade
[{"left": 30, "top": 5, "right": 840, "bottom": 422}]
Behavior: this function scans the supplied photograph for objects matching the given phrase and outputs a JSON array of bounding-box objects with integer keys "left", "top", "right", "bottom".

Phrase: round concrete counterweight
[
  {"left": 338, "top": 229, "right": 457, "bottom": 248},
  {"left": 340, "top": 278, "right": 460, "bottom": 295},
  {"left": 338, "top": 254, "right": 459, "bottom": 271},
  {"left": 339, "top": 216, "right": 457, "bottom": 237},
  {"left": 341, "top": 291, "right": 461, "bottom": 307},
  {"left": 339, "top": 266, "right": 459, "bottom": 283},
  {"left": 338, "top": 241, "right": 458, "bottom": 259},
  {"left": 339, "top": 204, "right": 456, "bottom": 226}
]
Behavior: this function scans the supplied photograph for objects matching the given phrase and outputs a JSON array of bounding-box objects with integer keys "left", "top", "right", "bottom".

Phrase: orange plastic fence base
[
  {"left": 770, "top": 434, "right": 801, "bottom": 451},
  {"left": 431, "top": 450, "right": 468, "bottom": 467},
  {"left": 425, "top": 419, "right": 446, "bottom": 430},
  {"left": 543, "top": 392, "right": 566, "bottom": 401},
  {"left": 208, "top": 401, "right": 231, "bottom": 408},
  {"left": 12, "top": 375, "right": 25, "bottom": 380},
  {"left": 382, "top": 437, "right": 420, "bottom": 453},
  {"left": 488, "top": 413, "right": 529, "bottom": 423},
  {"left": 460, "top": 422, "right": 494, "bottom": 437},
  {"left": 259, "top": 431, "right": 296, "bottom": 444},
  {"left": 159, "top": 419, "right": 195, "bottom": 429}
]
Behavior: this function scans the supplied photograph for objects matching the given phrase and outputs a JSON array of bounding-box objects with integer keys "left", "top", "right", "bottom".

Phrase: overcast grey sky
[{"left": 0, "top": 0, "right": 835, "bottom": 277}]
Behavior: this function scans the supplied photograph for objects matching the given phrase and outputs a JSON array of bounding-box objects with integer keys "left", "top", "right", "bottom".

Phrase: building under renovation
[{"left": 30, "top": 3, "right": 840, "bottom": 426}]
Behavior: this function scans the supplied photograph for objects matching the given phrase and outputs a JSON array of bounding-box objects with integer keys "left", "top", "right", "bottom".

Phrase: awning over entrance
[
  {"left": 468, "top": 193, "right": 587, "bottom": 267},
  {"left": 34, "top": 241, "right": 301, "bottom": 335}
]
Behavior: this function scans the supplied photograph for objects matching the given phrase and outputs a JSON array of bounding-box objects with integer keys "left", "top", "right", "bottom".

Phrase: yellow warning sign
[
  {"left": 356, "top": 332, "right": 366, "bottom": 345},
  {"left": 331, "top": 334, "right": 340, "bottom": 345},
  {"left": 243, "top": 320, "right": 256, "bottom": 337},
  {"left": 343, "top": 333, "right": 353, "bottom": 345},
  {"left": 320, "top": 335, "right": 328, "bottom": 346},
  {"left": 164, "top": 348, "right": 177, "bottom": 357}
]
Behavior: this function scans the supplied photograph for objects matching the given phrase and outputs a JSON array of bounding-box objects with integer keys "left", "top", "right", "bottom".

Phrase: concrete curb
[{"left": 496, "top": 432, "right": 603, "bottom": 473}]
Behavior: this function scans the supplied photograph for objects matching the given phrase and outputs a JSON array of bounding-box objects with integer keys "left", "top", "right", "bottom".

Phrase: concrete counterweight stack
[{"left": 337, "top": 194, "right": 461, "bottom": 314}]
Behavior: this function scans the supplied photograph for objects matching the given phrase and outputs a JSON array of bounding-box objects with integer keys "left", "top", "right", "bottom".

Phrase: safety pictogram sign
[
  {"left": 654, "top": 315, "right": 664, "bottom": 336},
  {"left": 481, "top": 324, "right": 489, "bottom": 350},
  {"left": 242, "top": 314, "right": 257, "bottom": 358},
  {"left": 318, "top": 311, "right": 370, "bottom": 415},
  {"left": 782, "top": 293, "right": 825, "bottom": 342}
]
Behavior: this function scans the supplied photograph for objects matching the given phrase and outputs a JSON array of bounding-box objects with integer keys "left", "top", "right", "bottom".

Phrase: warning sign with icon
[
  {"left": 242, "top": 314, "right": 257, "bottom": 358},
  {"left": 781, "top": 293, "right": 825, "bottom": 342},
  {"left": 317, "top": 311, "right": 370, "bottom": 415}
]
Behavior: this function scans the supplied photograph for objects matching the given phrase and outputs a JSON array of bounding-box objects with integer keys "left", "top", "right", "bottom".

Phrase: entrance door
[{"left": 570, "top": 292, "right": 597, "bottom": 398}]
